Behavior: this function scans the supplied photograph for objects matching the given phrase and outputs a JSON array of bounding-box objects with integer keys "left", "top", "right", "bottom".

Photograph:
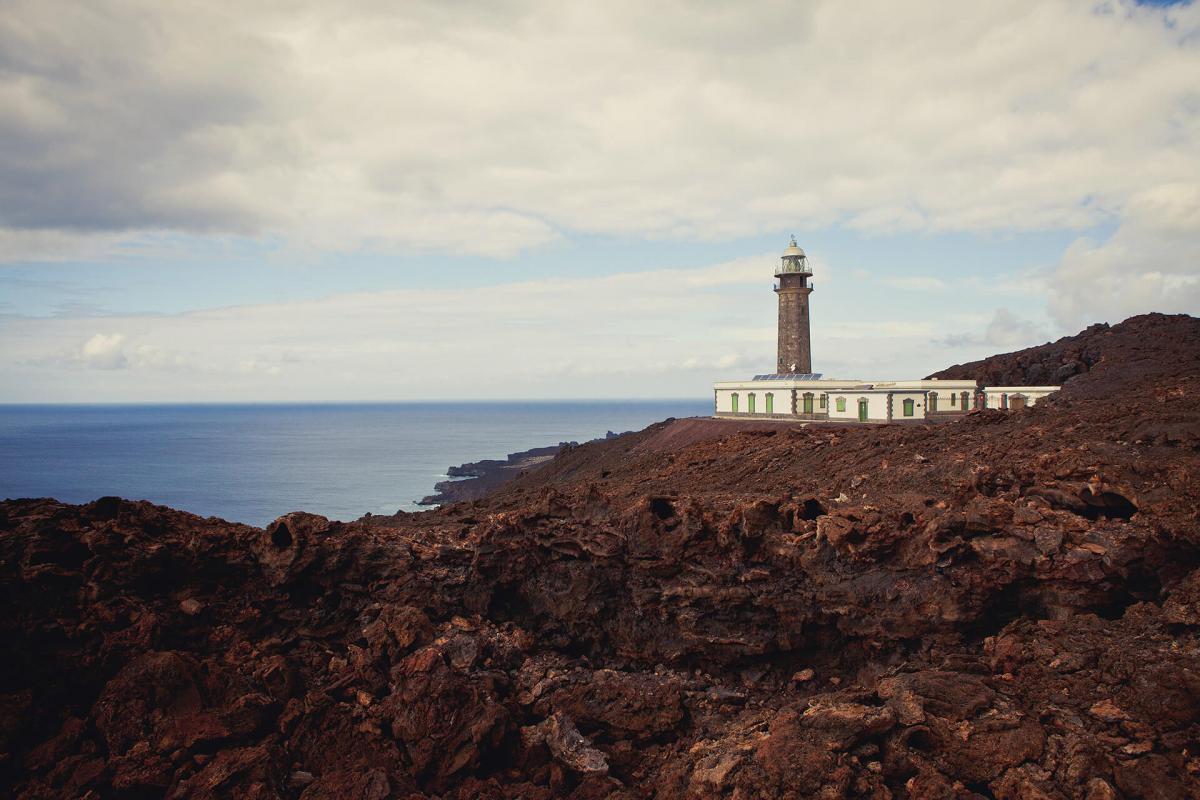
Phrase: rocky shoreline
[{"left": 416, "top": 431, "right": 625, "bottom": 506}]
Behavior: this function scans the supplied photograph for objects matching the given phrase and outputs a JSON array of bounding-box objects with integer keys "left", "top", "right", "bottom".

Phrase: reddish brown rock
[{"left": 2, "top": 313, "right": 1200, "bottom": 798}]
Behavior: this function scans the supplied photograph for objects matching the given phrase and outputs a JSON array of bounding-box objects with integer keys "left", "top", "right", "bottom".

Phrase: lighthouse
[
  {"left": 775, "top": 236, "right": 813, "bottom": 374},
  {"left": 713, "top": 236, "right": 1059, "bottom": 422}
]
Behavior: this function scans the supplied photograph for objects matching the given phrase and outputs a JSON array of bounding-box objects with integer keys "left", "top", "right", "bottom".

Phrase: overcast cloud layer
[{"left": 1, "top": 1, "right": 1198, "bottom": 400}]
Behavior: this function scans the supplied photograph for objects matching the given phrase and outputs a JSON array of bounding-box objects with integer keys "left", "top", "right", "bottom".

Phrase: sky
[{"left": 1, "top": 0, "right": 1198, "bottom": 402}]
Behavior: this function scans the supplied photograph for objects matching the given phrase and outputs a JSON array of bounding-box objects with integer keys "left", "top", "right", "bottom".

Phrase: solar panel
[{"left": 751, "top": 373, "right": 823, "bottom": 381}]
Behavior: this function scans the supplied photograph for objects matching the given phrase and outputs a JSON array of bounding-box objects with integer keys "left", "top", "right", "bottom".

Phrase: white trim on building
[{"left": 713, "top": 378, "right": 1058, "bottom": 423}]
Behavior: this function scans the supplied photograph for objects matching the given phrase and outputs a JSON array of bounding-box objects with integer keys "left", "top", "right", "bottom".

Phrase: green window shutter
[
  {"left": 836, "top": 397, "right": 846, "bottom": 413},
  {"left": 903, "top": 398, "right": 914, "bottom": 417}
]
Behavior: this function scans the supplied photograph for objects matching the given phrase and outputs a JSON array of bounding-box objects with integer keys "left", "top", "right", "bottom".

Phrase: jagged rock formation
[
  {"left": 928, "top": 312, "right": 1195, "bottom": 391},
  {"left": 417, "top": 443, "right": 567, "bottom": 506},
  {"left": 2, "top": 313, "right": 1199, "bottom": 798},
  {"left": 420, "top": 433, "right": 630, "bottom": 506}
]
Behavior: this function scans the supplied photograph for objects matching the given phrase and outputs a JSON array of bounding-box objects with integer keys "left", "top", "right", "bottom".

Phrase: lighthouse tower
[{"left": 775, "top": 236, "right": 813, "bottom": 374}]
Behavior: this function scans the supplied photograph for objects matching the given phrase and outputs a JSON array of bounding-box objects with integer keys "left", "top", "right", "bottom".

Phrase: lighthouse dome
[
  {"left": 776, "top": 235, "right": 812, "bottom": 277},
  {"left": 781, "top": 236, "right": 805, "bottom": 259}
]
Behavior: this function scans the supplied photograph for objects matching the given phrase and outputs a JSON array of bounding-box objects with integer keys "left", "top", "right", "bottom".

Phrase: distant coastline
[
  {"left": 0, "top": 400, "right": 711, "bottom": 526},
  {"left": 417, "top": 431, "right": 625, "bottom": 506}
]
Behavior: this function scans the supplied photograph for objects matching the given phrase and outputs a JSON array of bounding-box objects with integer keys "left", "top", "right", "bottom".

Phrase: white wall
[
  {"left": 892, "top": 391, "right": 927, "bottom": 420},
  {"left": 715, "top": 387, "right": 790, "bottom": 415},
  {"left": 824, "top": 390, "right": 928, "bottom": 421},
  {"left": 982, "top": 387, "right": 1057, "bottom": 409},
  {"left": 715, "top": 389, "right": 734, "bottom": 414},
  {"left": 794, "top": 390, "right": 828, "bottom": 415},
  {"left": 827, "top": 392, "right": 889, "bottom": 421},
  {"left": 930, "top": 387, "right": 973, "bottom": 412},
  {"left": 715, "top": 380, "right": 1018, "bottom": 420},
  {"left": 827, "top": 393, "right": 856, "bottom": 420}
]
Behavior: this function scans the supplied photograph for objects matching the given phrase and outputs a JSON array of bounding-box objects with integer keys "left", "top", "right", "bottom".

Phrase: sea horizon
[
  {"left": 0, "top": 397, "right": 707, "bottom": 406},
  {"left": 0, "top": 399, "right": 711, "bottom": 527}
]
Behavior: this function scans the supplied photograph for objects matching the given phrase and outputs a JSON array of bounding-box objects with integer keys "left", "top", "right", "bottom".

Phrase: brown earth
[{"left": 2, "top": 312, "right": 1199, "bottom": 799}]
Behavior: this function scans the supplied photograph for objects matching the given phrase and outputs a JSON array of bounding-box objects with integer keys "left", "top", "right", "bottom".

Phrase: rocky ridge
[
  {"left": 1, "top": 312, "right": 1199, "bottom": 799},
  {"left": 418, "top": 433, "right": 626, "bottom": 507},
  {"left": 417, "top": 443, "right": 567, "bottom": 506}
]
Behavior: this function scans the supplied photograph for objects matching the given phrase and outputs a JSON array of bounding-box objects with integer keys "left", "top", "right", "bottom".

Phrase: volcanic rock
[{"left": 2, "top": 313, "right": 1200, "bottom": 797}]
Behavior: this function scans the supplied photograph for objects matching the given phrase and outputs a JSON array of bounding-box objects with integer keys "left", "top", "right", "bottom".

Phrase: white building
[
  {"left": 714, "top": 377, "right": 978, "bottom": 423},
  {"left": 980, "top": 386, "right": 1058, "bottom": 411},
  {"left": 713, "top": 240, "right": 1059, "bottom": 423}
]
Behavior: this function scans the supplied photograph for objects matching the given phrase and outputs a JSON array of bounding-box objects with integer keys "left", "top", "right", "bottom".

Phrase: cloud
[
  {"left": 881, "top": 276, "right": 946, "bottom": 291},
  {"left": 238, "top": 359, "right": 282, "bottom": 376},
  {"left": 78, "top": 333, "right": 127, "bottom": 369},
  {"left": 0, "top": 229, "right": 131, "bottom": 262},
  {"left": 0, "top": 252, "right": 1035, "bottom": 401},
  {"left": 938, "top": 332, "right": 976, "bottom": 348},
  {"left": 933, "top": 308, "right": 1049, "bottom": 350},
  {"left": 984, "top": 308, "right": 1049, "bottom": 348},
  {"left": 1, "top": 1, "right": 1198, "bottom": 260},
  {"left": 1047, "top": 182, "right": 1200, "bottom": 329},
  {"left": 52, "top": 332, "right": 195, "bottom": 372},
  {"left": 679, "top": 353, "right": 761, "bottom": 371}
]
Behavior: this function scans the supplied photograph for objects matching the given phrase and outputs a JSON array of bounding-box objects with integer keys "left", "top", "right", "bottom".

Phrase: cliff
[
  {"left": 416, "top": 443, "right": 567, "bottom": 506},
  {"left": 2, "top": 312, "right": 1199, "bottom": 799},
  {"left": 417, "top": 432, "right": 627, "bottom": 506}
]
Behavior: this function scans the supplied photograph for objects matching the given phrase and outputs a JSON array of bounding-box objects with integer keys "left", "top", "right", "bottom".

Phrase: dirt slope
[{"left": 2, "top": 312, "right": 1199, "bottom": 799}]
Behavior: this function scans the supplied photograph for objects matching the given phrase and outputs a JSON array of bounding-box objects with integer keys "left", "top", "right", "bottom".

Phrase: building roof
[
  {"left": 713, "top": 377, "right": 980, "bottom": 390},
  {"left": 781, "top": 235, "right": 805, "bottom": 259},
  {"left": 752, "top": 373, "right": 823, "bottom": 380}
]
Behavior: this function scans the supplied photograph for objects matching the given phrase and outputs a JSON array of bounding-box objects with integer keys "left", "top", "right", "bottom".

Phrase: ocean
[{"left": 0, "top": 401, "right": 710, "bottom": 527}]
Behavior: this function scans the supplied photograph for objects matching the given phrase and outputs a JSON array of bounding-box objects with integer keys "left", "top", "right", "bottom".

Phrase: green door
[
  {"left": 748, "top": 393, "right": 756, "bottom": 414},
  {"left": 765, "top": 393, "right": 774, "bottom": 414},
  {"left": 803, "top": 393, "right": 813, "bottom": 414},
  {"left": 731, "top": 393, "right": 738, "bottom": 413},
  {"left": 858, "top": 399, "right": 868, "bottom": 422}
]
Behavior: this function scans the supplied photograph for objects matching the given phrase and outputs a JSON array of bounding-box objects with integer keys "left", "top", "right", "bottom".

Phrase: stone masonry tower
[{"left": 775, "top": 236, "right": 813, "bottom": 374}]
